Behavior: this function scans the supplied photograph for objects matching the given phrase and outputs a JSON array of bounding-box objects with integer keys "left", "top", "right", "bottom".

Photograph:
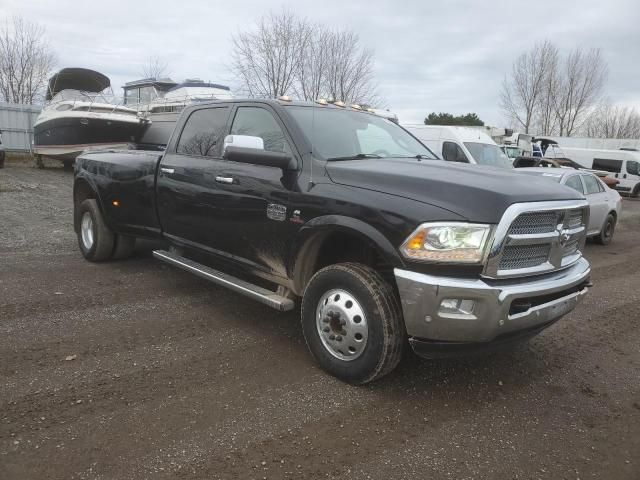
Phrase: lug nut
[
  {"left": 329, "top": 334, "right": 335, "bottom": 340},
  {"left": 322, "top": 316, "right": 330, "bottom": 323},
  {"left": 340, "top": 319, "right": 346, "bottom": 326},
  {"left": 323, "top": 327, "right": 330, "bottom": 332},
  {"left": 335, "top": 335, "right": 342, "bottom": 341}
]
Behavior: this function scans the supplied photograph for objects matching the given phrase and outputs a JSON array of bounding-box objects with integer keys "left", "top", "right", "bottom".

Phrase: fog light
[{"left": 439, "top": 299, "right": 475, "bottom": 315}]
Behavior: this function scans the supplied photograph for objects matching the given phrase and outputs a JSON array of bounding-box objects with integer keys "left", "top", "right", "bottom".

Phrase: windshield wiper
[
  {"left": 327, "top": 153, "right": 383, "bottom": 161},
  {"left": 387, "top": 154, "right": 434, "bottom": 161}
]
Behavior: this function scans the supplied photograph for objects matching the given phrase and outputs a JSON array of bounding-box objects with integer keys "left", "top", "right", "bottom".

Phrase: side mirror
[
  {"left": 223, "top": 145, "right": 295, "bottom": 170},
  {"left": 223, "top": 134, "right": 264, "bottom": 152}
]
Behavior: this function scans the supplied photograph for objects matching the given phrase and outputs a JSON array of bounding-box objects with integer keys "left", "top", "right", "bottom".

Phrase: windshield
[
  {"left": 464, "top": 142, "right": 512, "bottom": 168},
  {"left": 503, "top": 146, "right": 520, "bottom": 159},
  {"left": 286, "top": 106, "right": 437, "bottom": 160}
]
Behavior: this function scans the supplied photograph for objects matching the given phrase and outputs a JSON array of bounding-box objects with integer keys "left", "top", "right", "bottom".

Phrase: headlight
[{"left": 400, "top": 223, "right": 493, "bottom": 263}]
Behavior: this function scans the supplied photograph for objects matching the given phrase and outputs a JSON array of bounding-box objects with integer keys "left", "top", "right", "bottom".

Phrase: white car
[{"left": 516, "top": 167, "right": 622, "bottom": 245}]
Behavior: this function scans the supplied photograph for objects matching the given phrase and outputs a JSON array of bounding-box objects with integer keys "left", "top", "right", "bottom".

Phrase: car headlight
[{"left": 400, "top": 223, "right": 493, "bottom": 264}]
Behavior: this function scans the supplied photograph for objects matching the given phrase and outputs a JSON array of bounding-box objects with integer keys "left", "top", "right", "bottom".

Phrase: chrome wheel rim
[
  {"left": 80, "top": 212, "right": 94, "bottom": 250},
  {"left": 316, "top": 289, "right": 368, "bottom": 361}
]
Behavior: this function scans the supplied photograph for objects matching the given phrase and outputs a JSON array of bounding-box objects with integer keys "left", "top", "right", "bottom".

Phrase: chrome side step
[{"left": 152, "top": 250, "right": 295, "bottom": 312}]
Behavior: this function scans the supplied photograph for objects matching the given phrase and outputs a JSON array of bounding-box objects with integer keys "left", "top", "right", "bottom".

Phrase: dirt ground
[{"left": 1, "top": 163, "right": 639, "bottom": 480}]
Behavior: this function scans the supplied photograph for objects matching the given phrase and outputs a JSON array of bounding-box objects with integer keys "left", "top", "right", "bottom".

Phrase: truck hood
[{"left": 325, "top": 159, "right": 583, "bottom": 223}]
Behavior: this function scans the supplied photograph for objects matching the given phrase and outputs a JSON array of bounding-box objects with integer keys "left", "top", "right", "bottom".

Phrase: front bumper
[{"left": 395, "top": 257, "right": 591, "bottom": 348}]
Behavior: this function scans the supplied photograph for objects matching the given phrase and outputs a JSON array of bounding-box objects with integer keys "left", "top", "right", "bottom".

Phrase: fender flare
[
  {"left": 288, "top": 215, "right": 405, "bottom": 295},
  {"left": 73, "top": 174, "right": 109, "bottom": 231}
]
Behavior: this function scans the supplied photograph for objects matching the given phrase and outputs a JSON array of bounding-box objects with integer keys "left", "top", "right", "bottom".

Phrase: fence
[{"left": 0, "top": 102, "right": 42, "bottom": 152}]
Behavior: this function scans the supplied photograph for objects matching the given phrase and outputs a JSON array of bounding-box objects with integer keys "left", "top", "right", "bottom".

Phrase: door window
[
  {"left": 626, "top": 160, "right": 639, "bottom": 176},
  {"left": 177, "top": 107, "right": 229, "bottom": 157},
  {"left": 582, "top": 174, "right": 603, "bottom": 194},
  {"left": 593, "top": 158, "right": 622, "bottom": 173},
  {"left": 565, "top": 175, "right": 584, "bottom": 193},
  {"left": 442, "top": 141, "right": 468, "bottom": 162},
  {"left": 230, "top": 107, "right": 291, "bottom": 154}
]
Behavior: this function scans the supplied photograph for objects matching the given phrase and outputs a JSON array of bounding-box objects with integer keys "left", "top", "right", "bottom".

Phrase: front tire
[
  {"left": 77, "top": 199, "right": 115, "bottom": 261},
  {"left": 301, "top": 263, "right": 404, "bottom": 384},
  {"left": 594, "top": 213, "right": 616, "bottom": 245}
]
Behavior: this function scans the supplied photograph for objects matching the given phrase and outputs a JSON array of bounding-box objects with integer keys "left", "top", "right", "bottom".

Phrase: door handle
[
  {"left": 215, "top": 176, "right": 234, "bottom": 184},
  {"left": 160, "top": 167, "right": 175, "bottom": 174},
  {"left": 623, "top": 174, "right": 627, "bottom": 179}
]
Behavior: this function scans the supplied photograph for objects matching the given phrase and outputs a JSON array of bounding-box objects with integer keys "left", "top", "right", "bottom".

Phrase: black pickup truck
[{"left": 73, "top": 99, "right": 592, "bottom": 383}]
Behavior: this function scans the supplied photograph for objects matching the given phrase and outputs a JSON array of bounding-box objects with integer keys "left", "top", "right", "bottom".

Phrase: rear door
[
  {"left": 156, "top": 105, "right": 232, "bottom": 249},
  {"left": 622, "top": 160, "right": 640, "bottom": 194},
  {"left": 581, "top": 174, "right": 610, "bottom": 235},
  {"left": 593, "top": 158, "right": 625, "bottom": 191}
]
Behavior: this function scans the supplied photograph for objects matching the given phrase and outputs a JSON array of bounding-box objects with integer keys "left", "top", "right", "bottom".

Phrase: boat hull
[{"left": 34, "top": 115, "right": 146, "bottom": 159}]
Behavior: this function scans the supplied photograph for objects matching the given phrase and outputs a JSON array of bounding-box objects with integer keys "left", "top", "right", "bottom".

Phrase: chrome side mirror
[{"left": 223, "top": 134, "right": 264, "bottom": 154}]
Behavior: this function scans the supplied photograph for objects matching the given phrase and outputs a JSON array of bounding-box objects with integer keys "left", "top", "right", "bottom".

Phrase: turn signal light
[
  {"left": 112, "top": 200, "right": 120, "bottom": 207},
  {"left": 406, "top": 231, "right": 425, "bottom": 250}
]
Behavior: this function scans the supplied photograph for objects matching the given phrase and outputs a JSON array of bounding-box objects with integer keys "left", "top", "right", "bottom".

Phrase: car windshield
[
  {"left": 286, "top": 106, "right": 437, "bottom": 161},
  {"left": 464, "top": 142, "right": 513, "bottom": 168}
]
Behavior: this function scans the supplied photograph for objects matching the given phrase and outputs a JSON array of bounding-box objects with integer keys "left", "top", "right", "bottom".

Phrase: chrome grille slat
[{"left": 483, "top": 200, "right": 589, "bottom": 279}]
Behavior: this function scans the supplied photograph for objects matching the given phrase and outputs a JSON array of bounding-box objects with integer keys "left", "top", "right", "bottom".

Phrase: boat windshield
[
  {"left": 286, "top": 105, "right": 437, "bottom": 161},
  {"left": 50, "top": 89, "right": 121, "bottom": 105}
]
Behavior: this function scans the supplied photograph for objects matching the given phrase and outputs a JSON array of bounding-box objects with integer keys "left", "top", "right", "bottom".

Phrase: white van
[
  {"left": 404, "top": 125, "right": 512, "bottom": 168},
  {"left": 545, "top": 147, "right": 640, "bottom": 196}
]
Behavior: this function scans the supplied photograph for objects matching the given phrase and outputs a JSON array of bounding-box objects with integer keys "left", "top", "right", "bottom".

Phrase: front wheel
[
  {"left": 594, "top": 213, "right": 616, "bottom": 245},
  {"left": 301, "top": 263, "right": 405, "bottom": 384}
]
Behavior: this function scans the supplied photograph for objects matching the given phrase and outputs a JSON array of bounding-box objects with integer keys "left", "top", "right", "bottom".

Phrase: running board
[{"left": 152, "top": 250, "right": 295, "bottom": 312}]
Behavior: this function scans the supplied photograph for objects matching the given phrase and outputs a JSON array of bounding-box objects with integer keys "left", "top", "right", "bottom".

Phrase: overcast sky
[{"left": 2, "top": 0, "right": 639, "bottom": 125}]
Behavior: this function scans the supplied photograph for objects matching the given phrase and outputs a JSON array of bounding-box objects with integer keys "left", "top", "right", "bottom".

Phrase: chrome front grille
[
  {"left": 499, "top": 244, "right": 552, "bottom": 270},
  {"left": 508, "top": 211, "right": 559, "bottom": 235},
  {"left": 484, "top": 201, "right": 589, "bottom": 279}
]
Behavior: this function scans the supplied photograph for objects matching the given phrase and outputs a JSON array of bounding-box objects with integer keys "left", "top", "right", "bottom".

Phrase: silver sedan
[{"left": 516, "top": 167, "right": 622, "bottom": 245}]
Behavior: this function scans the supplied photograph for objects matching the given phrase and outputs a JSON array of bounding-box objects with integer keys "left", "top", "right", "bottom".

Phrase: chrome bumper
[{"left": 395, "top": 257, "right": 591, "bottom": 343}]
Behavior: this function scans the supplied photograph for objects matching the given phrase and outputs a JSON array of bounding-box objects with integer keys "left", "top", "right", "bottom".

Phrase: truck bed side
[{"left": 75, "top": 150, "right": 164, "bottom": 238}]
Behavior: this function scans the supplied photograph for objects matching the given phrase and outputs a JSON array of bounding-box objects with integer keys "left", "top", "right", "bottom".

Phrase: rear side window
[
  {"left": 565, "top": 175, "right": 584, "bottom": 193},
  {"left": 593, "top": 158, "right": 622, "bottom": 173},
  {"left": 582, "top": 174, "right": 604, "bottom": 194},
  {"left": 230, "top": 107, "right": 290, "bottom": 154},
  {"left": 177, "top": 107, "right": 229, "bottom": 157},
  {"left": 627, "top": 160, "right": 639, "bottom": 175},
  {"left": 442, "top": 141, "right": 468, "bottom": 162}
]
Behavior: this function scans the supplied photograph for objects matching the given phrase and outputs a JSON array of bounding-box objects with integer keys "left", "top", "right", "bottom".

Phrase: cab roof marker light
[
  {"left": 351, "top": 104, "right": 362, "bottom": 110},
  {"left": 278, "top": 95, "right": 292, "bottom": 102},
  {"left": 315, "top": 98, "right": 328, "bottom": 105},
  {"left": 333, "top": 101, "right": 345, "bottom": 108}
]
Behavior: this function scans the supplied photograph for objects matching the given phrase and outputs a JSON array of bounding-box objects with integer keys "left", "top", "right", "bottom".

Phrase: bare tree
[
  {"left": 551, "top": 48, "right": 607, "bottom": 136},
  {"left": 500, "top": 40, "right": 557, "bottom": 133},
  {"left": 293, "top": 25, "right": 329, "bottom": 101},
  {"left": 0, "top": 17, "right": 56, "bottom": 104},
  {"left": 323, "top": 30, "right": 379, "bottom": 105},
  {"left": 231, "top": 10, "right": 312, "bottom": 98},
  {"left": 584, "top": 102, "right": 640, "bottom": 139},
  {"left": 232, "top": 11, "right": 381, "bottom": 106},
  {"left": 140, "top": 55, "right": 170, "bottom": 79},
  {"left": 535, "top": 46, "right": 560, "bottom": 135}
]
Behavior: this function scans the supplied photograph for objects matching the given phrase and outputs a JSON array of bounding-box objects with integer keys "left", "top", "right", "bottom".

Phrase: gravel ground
[{"left": 1, "top": 164, "right": 639, "bottom": 480}]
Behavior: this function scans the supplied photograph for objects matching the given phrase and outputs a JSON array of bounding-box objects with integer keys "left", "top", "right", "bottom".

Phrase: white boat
[
  {"left": 34, "top": 68, "right": 147, "bottom": 161},
  {"left": 124, "top": 78, "right": 234, "bottom": 148}
]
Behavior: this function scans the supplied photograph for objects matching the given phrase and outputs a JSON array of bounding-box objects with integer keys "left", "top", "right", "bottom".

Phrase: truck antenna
[{"left": 308, "top": 101, "right": 316, "bottom": 191}]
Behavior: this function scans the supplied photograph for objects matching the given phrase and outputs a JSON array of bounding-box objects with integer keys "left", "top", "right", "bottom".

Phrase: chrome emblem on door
[{"left": 267, "top": 204, "right": 286, "bottom": 222}]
